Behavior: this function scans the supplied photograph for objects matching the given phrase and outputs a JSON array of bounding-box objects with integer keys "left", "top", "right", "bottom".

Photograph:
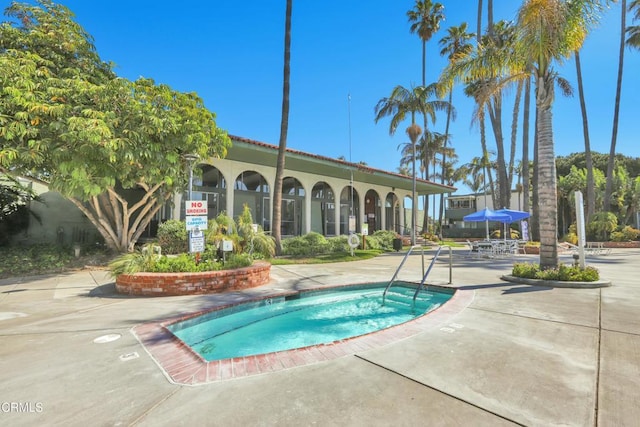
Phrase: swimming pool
[{"left": 167, "top": 282, "right": 453, "bottom": 362}]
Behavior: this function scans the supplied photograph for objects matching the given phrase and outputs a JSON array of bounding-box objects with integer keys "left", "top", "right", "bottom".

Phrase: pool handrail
[
  {"left": 413, "top": 245, "right": 443, "bottom": 306},
  {"left": 382, "top": 244, "right": 424, "bottom": 304}
]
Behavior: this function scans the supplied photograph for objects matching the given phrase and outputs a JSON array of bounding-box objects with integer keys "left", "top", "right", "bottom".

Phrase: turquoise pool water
[{"left": 167, "top": 282, "right": 452, "bottom": 362}]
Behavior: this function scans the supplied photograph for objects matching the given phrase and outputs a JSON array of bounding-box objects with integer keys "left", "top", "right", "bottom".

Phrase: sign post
[
  {"left": 575, "top": 191, "right": 586, "bottom": 269},
  {"left": 185, "top": 201, "right": 208, "bottom": 255}
]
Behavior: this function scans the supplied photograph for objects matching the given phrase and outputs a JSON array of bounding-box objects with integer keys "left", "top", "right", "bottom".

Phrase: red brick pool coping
[{"left": 132, "top": 286, "right": 474, "bottom": 385}]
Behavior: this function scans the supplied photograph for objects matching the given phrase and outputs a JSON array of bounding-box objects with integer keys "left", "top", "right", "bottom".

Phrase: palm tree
[
  {"left": 408, "top": 0, "right": 445, "bottom": 89},
  {"left": 521, "top": 76, "right": 532, "bottom": 214},
  {"left": 604, "top": 0, "right": 626, "bottom": 214},
  {"left": 628, "top": 0, "right": 640, "bottom": 48},
  {"left": 442, "top": 0, "right": 609, "bottom": 269},
  {"left": 438, "top": 23, "right": 474, "bottom": 233},
  {"left": 374, "top": 84, "right": 450, "bottom": 244},
  {"left": 272, "top": 0, "right": 292, "bottom": 255},
  {"left": 574, "top": 49, "right": 596, "bottom": 222},
  {"left": 407, "top": 1, "right": 445, "bottom": 221}
]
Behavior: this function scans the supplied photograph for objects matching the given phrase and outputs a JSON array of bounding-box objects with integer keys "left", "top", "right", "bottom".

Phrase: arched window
[
  {"left": 311, "top": 182, "right": 335, "bottom": 235},
  {"left": 234, "top": 171, "right": 270, "bottom": 231},
  {"left": 339, "top": 186, "right": 359, "bottom": 235}
]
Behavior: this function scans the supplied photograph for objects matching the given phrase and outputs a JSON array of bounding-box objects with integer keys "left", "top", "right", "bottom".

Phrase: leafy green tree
[
  {"left": 0, "top": 175, "right": 39, "bottom": 245},
  {"left": 0, "top": 1, "right": 230, "bottom": 252}
]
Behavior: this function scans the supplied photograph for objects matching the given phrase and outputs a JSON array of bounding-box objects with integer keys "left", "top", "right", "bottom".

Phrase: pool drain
[
  {"left": 93, "top": 333, "right": 121, "bottom": 344},
  {"left": 119, "top": 352, "right": 139, "bottom": 361}
]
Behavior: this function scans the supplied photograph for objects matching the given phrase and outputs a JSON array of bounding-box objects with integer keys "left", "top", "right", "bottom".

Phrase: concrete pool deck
[{"left": 1, "top": 248, "right": 639, "bottom": 426}]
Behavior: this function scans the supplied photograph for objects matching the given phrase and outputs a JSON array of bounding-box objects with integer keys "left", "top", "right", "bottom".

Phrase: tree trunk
[
  {"left": 438, "top": 88, "right": 453, "bottom": 236},
  {"left": 535, "top": 72, "right": 558, "bottom": 270},
  {"left": 604, "top": 0, "right": 626, "bottom": 213},
  {"left": 508, "top": 79, "right": 524, "bottom": 202},
  {"left": 575, "top": 50, "right": 595, "bottom": 223},
  {"left": 68, "top": 187, "right": 168, "bottom": 253},
  {"left": 273, "top": 0, "right": 293, "bottom": 255},
  {"left": 522, "top": 77, "right": 531, "bottom": 214},
  {"left": 487, "top": 99, "right": 507, "bottom": 208},
  {"left": 477, "top": 0, "right": 483, "bottom": 43}
]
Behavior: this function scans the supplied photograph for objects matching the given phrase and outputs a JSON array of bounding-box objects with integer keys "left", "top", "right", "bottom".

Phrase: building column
[
  {"left": 359, "top": 193, "right": 366, "bottom": 235},
  {"left": 304, "top": 191, "right": 311, "bottom": 234},
  {"left": 335, "top": 193, "right": 342, "bottom": 235},
  {"left": 226, "top": 185, "right": 234, "bottom": 219},
  {"left": 380, "top": 195, "right": 386, "bottom": 232}
]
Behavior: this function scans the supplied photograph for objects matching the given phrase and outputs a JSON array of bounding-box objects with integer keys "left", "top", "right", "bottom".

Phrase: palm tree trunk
[
  {"left": 477, "top": 0, "right": 483, "bottom": 43},
  {"left": 522, "top": 77, "right": 531, "bottom": 214},
  {"left": 575, "top": 50, "right": 596, "bottom": 222},
  {"left": 438, "top": 88, "right": 454, "bottom": 236},
  {"left": 535, "top": 72, "right": 558, "bottom": 270},
  {"left": 273, "top": 0, "right": 292, "bottom": 255},
  {"left": 487, "top": 99, "right": 507, "bottom": 208},
  {"left": 508, "top": 80, "right": 524, "bottom": 200},
  {"left": 605, "top": 0, "right": 626, "bottom": 212}
]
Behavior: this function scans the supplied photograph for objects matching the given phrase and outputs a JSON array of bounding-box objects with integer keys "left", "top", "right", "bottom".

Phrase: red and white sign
[{"left": 185, "top": 200, "right": 208, "bottom": 216}]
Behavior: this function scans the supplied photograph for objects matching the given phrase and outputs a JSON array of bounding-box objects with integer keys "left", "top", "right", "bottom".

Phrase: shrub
[
  {"left": 611, "top": 226, "right": 640, "bottom": 242},
  {"left": 157, "top": 220, "right": 188, "bottom": 254},
  {"left": 371, "top": 230, "right": 398, "bottom": 250},
  {"left": 587, "top": 212, "right": 617, "bottom": 241},
  {"left": 108, "top": 243, "right": 163, "bottom": 276},
  {"left": 512, "top": 262, "right": 539, "bottom": 279},
  {"left": 282, "top": 232, "right": 332, "bottom": 256},
  {"left": 327, "top": 235, "right": 349, "bottom": 253},
  {"left": 512, "top": 262, "right": 599, "bottom": 282}
]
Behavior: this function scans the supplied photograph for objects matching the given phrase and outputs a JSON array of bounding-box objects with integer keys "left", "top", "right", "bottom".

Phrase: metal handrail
[
  {"left": 382, "top": 244, "right": 424, "bottom": 304},
  {"left": 413, "top": 246, "right": 443, "bottom": 305}
]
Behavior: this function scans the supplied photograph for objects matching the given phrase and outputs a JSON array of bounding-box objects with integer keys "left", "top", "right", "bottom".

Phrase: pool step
[{"left": 383, "top": 290, "right": 434, "bottom": 312}]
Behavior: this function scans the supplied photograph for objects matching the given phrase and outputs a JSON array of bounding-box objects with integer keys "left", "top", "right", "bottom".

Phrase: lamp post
[{"left": 183, "top": 153, "right": 198, "bottom": 201}]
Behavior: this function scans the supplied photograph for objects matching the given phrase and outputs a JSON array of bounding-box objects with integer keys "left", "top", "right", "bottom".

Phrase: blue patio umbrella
[
  {"left": 463, "top": 208, "right": 511, "bottom": 240},
  {"left": 495, "top": 208, "right": 531, "bottom": 240},
  {"left": 495, "top": 208, "right": 530, "bottom": 222}
]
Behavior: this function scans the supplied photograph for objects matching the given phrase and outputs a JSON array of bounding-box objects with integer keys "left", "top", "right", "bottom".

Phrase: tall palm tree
[
  {"left": 574, "top": 49, "right": 596, "bottom": 222},
  {"left": 408, "top": 0, "right": 445, "bottom": 89},
  {"left": 374, "top": 84, "right": 449, "bottom": 244},
  {"left": 272, "top": 0, "right": 292, "bottom": 255},
  {"left": 604, "top": 0, "right": 626, "bottom": 213},
  {"left": 521, "top": 76, "right": 531, "bottom": 214},
  {"left": 442, "top": 0, "right": 609, "bottom": 269},
  {"left": 438, "top": 23, "right": 474, "bottom": 233},
  {"left": 628, "top": 0, "right": 640, "bottom": 48},
  {"left": 407, "top": 1, "right": 445, "bottom": 223}
]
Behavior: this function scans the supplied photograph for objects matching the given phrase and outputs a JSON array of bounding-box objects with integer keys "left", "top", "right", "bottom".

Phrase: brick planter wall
[{"left": 115, "top": 261, "right": 271, "bottom": 296}]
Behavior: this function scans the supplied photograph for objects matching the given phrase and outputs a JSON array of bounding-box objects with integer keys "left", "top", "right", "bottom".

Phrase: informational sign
[
  {"left": 361, "top": 224, "right": 369, "bottom": 236},
  {"left": 189, "top": 229, "right": 205, "bottom": 253},
  {"left": 521, "top": 220, "right": 529, "bottom": 241},
  {"left": 222, "top": 240, "right": 233, "bottom": 252},
  {"left": 185, "top": 215, "right": 208, "bottom": 231},
  {"left": 185, "top": 200, "right": 208, "bottom": 216}
]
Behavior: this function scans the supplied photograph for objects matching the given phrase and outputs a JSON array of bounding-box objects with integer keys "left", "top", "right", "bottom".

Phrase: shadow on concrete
[{"left": 502, "top": 286, "right": 552, "bottom": 294}]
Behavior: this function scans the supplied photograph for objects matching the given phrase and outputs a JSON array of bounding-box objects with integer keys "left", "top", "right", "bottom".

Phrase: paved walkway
[{"left": 1, "top": 248, "right": 639, "bottom": 426}]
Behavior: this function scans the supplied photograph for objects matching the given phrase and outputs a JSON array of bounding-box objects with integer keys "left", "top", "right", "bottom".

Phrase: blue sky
[{"left": 18, "top": 0, "right": 639, "bottom": 192}]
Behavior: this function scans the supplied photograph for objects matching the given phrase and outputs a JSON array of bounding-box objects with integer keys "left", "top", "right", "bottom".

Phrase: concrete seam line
[{"left": 353, "top": 355, "right": 527, "bottom": 427}]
